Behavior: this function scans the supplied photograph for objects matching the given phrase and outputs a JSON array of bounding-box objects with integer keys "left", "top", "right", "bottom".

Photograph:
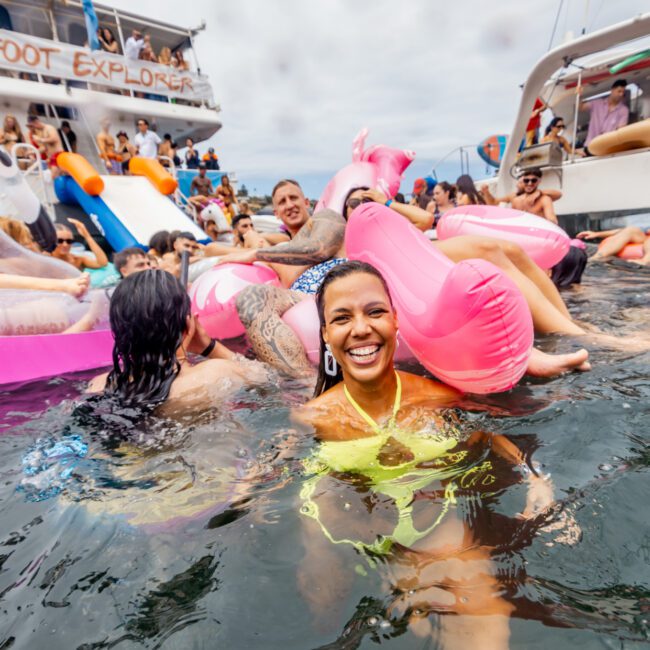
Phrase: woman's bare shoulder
[
  {"left": 293, "top": 385, "right": 348, "bottom": 435},
  {"left": 398, "top": 371, "right": 461, "bottom": 405}
]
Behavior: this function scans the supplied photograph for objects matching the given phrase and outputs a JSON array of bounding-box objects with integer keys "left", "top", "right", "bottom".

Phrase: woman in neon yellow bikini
[{"left": 295, "top": 260, "right": 572, "bottom": 647}]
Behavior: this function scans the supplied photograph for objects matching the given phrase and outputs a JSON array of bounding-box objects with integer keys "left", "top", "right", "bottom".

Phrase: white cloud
[{"left": 103, "top": 0, "right": 649, "bottom": 193}]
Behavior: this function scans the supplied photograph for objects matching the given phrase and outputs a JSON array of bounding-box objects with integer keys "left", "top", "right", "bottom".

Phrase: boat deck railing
[{"left": 12, "top": 142, "right": 56, "bottom": 218}]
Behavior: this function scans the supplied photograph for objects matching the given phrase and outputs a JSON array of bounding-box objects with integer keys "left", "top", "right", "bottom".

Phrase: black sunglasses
[
  {"left": 345, "top": 197, "right": 373, "bottom": 211},
  {"left": 57, "top": 237, "right": 74, "bottom": 244},
  {"left": 521, "top": 178, "right": 539, "bottom": 185}
]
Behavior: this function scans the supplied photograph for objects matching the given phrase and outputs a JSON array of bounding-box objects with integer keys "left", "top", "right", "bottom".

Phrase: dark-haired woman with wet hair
[
  {"left": 87, "top": 270, "right": 263, "bottom": 409},
  {"left": 294, "top": 260, "right": 576, "bottom": 646}
]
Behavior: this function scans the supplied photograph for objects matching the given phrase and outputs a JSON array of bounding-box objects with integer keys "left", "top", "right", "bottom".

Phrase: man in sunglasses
[{"left": 483, "top": 168, "right": 559, "bottom": 224}]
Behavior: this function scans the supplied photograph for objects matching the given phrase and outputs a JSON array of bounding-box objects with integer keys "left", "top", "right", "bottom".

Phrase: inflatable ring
[
  {"left": 437, "top": 205, "right": 570, "bottom": 269},
  {"left": 598, "top": 237, "right": 644, "bottom": 260}
]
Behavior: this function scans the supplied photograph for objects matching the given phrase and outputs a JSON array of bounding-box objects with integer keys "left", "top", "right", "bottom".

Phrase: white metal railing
[{"left": 11, "top": 142, "right": 55, "bottom": 218}]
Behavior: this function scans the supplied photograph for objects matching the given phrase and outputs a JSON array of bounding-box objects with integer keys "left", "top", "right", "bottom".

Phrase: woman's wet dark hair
[
  {"left": 313, "top": 260, "right": 393, "bottom": 397},
  {"left": 456, "top": 174, "right": 485, "bottom": 205},
  {"left": 104, "top": 270, "right": 190, "bottom": 406},
  {"left": 148, "top": 230, "right": 172, "bottom": 256}
]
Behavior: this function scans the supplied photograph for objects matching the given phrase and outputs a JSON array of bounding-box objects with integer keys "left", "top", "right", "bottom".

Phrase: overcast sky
[{"left": 104, "top": 0, "right": 647, "bottom": 197}]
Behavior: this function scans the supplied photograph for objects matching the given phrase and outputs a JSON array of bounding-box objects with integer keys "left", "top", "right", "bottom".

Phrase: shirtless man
[
  {"left": 482, "top": 168, "right": 559, "bottom": 223},
  {"left": 219, "top": 180, "right": 591, "bottom": 378},
  {"left": 96, "top": 119, "right": 120, "bottom": 175},
  {"left": 26, "top": 116, "right": 63, "bottom": 178}
]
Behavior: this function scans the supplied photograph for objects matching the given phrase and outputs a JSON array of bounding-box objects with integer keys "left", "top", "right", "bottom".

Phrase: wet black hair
[
  {"left": 342, "top": 186, "right": 370, "bottom": 220},
  {"left": 394, "top": 193, "right": 405, "bottom": 204},
  {"left": 313, "top": 260, "right": 393, "bottom": 398},
  {"left": 544, "top": 116, "right": 565, "bottom": 136},
  {"left": 148, "top": 230, "right": 172, "bottom": 256},
  {"left": 551, "top": 246, "right": 587, "bottom": 288},
  {"left": 456, "top": 174, "right": 485, "bottom": 205},
  {"left": 104, "top": 270, "right": 190, "bottom": 406},
  {"left": 113, "top": 246, "right": 146, "bottom": 276}
]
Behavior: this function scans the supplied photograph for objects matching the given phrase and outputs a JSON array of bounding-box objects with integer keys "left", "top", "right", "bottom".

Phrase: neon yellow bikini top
[{"left": 300, "top": 373, "right": 475, "bottom": 558}]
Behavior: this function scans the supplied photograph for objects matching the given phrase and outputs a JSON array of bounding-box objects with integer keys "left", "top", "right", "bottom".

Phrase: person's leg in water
[
  {"left": 591, "top": 226, "right": 646, "bottom": 261},
  {"left": 434, "top": 237, "right": 584, "bottom": 335},
  {"left": 237, "top": 284, "right": 590, "bottom": 378},
  {"left": 235, "top": 284, "right": 313, "bottom": 376}
]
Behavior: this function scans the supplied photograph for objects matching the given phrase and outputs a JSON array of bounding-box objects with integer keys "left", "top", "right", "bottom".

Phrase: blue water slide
[{"left": 54, "top": 176, "right": 141, "bottom": 251}]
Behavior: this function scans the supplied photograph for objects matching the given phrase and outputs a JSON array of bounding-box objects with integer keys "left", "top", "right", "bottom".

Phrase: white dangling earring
[
  {"left": 395, "top": 329, "right": 400, "bottom": 349},
  {"left": 324, "top": 344, "right": 338, "bottom": 377}
]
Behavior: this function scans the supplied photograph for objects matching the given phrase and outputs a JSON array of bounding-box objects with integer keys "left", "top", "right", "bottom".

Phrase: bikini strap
[{"left": 343, "top": 372, "right": 402, "bottom": 434}]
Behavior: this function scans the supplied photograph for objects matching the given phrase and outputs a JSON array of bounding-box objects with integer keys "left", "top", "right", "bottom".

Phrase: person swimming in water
[
  {"left": 577, "top": 226, "right": 650, "bottom": 265},
  {"left": 294, "top": 261, "right": 573, "bottom": 646},
  {"left": 87, "top": 269, "right": 265, "bottom": 410}
]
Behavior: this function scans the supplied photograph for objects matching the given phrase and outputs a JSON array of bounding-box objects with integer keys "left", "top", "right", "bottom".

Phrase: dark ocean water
[{"left": 0, "top": 259, "right": 648, "bottom": 649}]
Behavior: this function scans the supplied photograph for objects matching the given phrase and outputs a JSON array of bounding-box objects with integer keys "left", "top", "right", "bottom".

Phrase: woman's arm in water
[{"left": 361, "top": 189, "right": 434, "bottom": 231}]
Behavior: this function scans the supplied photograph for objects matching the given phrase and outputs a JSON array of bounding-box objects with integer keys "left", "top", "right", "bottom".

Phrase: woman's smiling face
[{"left": 322, "top": 271, "right": 398, "bottom": 384}]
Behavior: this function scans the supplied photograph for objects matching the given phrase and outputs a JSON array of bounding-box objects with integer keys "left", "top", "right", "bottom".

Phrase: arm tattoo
[
  {"left": 255, "top": 209, "right": 346, "bottom": 266},
  {"left": 236, "top": 285, "right": 312, "bottom": 376}
]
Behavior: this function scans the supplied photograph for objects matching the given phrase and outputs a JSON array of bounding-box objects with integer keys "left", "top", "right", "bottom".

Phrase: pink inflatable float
[
  {"left": 346, "top": 203, "right": 534, "bottom": 394},
  {"left": 190, "top": 263, "right": 281, "bottom": 339},
  {"left": 437, "top": 205, "right": 570, "bottom": 269},
  {"left": 597, "top": 237, "right": 644, "bottom": 260},
  {"left": 315, "top": 128, "right": 415, "bottom": 214}
]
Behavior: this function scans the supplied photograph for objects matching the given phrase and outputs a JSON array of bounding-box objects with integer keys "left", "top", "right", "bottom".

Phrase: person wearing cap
[
  {"left": 202, "top": 147, "right": 220, "bottom": 170},
  {"left": 410, "top": 177, "right": 433, "bottom": 210},
  {"left": 578, "top": 79, "right": 629, "bottom": 154},
  {"left": 189, "top": 162, "right": 215, "bottom": 210}
]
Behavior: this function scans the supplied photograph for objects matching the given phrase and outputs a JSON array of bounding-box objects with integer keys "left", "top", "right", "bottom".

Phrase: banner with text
[{"left": 0, "top": 29, "right": 213, "bottom": 101}]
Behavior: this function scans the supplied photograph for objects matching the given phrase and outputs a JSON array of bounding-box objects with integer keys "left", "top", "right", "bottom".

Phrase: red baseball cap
[{"left": 412, "top": 178, "right": 426, "bottom": 193}]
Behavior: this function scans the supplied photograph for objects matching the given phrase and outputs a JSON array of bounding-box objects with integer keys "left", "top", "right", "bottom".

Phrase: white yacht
[
  {"left": 484, "top": 12, "right": 650, "bottom": 236},
  {"left": 0, "top": 0, "right": 223, "bottom": 243}
]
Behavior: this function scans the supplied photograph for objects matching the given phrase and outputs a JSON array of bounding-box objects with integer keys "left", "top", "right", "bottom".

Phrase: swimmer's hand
[
  {"left": 68, "top": 218, "right": 91, "bottom": 240},
  {"left": 576, "top": 230, "right": 598, "bottom": 240},
  {"left": 216, "top": 248, "right": 257, "bottom": 266},
  {"left": 186, "top": 316, "right": 234, "bottom": 360}
]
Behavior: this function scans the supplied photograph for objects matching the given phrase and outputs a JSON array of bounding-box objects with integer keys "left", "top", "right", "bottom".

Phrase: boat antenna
[
  {"left": 581, "top": 0, "right": 590, "bottom": 35},
  {"left": 547, "top": 0, "right": 564, "bottom": 51}
]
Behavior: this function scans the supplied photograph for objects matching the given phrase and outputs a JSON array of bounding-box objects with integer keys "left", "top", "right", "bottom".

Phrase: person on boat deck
[
  {"left": 113, "top": 247, "right": 153, "bottom": 279},
  {"left": 203, "top": 147, "right": 220, "bottom": 170},
  {"left": 294, "top": 260, "right": 576, "bottom": 645},
  {"left": 158, "top": 133, "right": 180, "bottom": 168},
  {"left": 541, "top": 116, "right": 572, "bottom": 154},
  {"left": 217, "top": 179, "right": 590, "bottom": 377},
  {"left": 26, "top": 115, "right": 63, "bottom": 178},
  {"left": 52, "top": 220, "right": 109, "bottom": 271},
  {"left": 184, "top": 138, "right": 201, "bottom": 169},
  {"left": 189, "top": 163, "right": 215, "bottom": 210},
  {"left": 577, "top": 226, "right": 650, "bottom": 265},
  {"left": 97, "top": 27, "right": 119, "bottom": 54},
  {"left": 87, "top": 270, "right": 264, "bottom": 410},
  {"left": 523, "top": 97, "right": 548, "bottom": 148},
  {"left": 0, "top": 114, "right": 25, "bottom": 156},
  {"left": 124, "top": 29, "right": 145, "bottom": 60},
  {"left": 579, "top": 79, "right": 629, "bottom": 154},
  {"left": 133, "top": 118, "right": 161, "bottom": 159},
  {"left": 482, "top": 168, "right": 560, "bottom": 224},
  {"left": 58, "top": 120, "right": 77, "bottom": 153},
  {"left": 115, "top": 131, "right": 136, "bottom": 174},
  {"left": 216, "top": 175, "right": 238, "bottom": 219},
  {"left": 96, "top": 118, "right": 121, "bottom": 175}
]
